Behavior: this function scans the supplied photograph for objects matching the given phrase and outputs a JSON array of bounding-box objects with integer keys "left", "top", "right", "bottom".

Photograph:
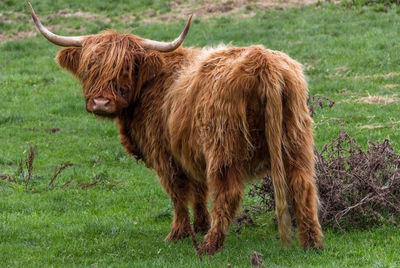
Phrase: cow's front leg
[
  {"left": 191, "top": 181, "right": 210, "bottom": 234},
  {"left": 157, "top": 163, "right": 192, "bottom": 242},
  {"left": 164, "top": 196, "right": 191, "bottom": 242},
  {"left": 198, "top": 167, "right": 243, "bottom": 255}
]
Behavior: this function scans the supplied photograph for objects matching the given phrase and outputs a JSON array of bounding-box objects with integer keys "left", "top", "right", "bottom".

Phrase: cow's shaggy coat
[{"left": 53, "top": 30, "right": 323, "bottom": 255}]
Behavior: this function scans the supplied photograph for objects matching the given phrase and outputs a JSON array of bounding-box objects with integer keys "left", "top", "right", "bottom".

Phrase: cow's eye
[{"left": 119, "top": 89, "right": 125, "bottom": 97}]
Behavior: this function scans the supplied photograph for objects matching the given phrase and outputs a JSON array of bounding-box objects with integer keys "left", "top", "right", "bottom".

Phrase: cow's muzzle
[{"left": 87, "top": 98, "right": 117, "bottom": 116}]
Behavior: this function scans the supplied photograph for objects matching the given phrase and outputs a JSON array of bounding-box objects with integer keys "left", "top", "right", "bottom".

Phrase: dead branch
[{"left": 48, "top": 162, "right": 74, "bottom": 187}]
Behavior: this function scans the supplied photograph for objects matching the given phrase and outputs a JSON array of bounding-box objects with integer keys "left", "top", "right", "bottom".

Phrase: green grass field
[{"left": 1, "top": 0, "right": 400, "bottom": 267}]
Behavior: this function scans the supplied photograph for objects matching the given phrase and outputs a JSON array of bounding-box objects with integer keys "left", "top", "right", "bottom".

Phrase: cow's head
[{"left": 29, "top": 3, "right": 191, "bottom": 118}]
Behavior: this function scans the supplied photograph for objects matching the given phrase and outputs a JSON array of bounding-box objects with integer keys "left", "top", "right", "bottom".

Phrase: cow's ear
[
  {"left": 56, "top": 47, "right": 82, "bottom": 76},
  {"left": 136, "top": 51, "right": 164, "bottom": 86}
]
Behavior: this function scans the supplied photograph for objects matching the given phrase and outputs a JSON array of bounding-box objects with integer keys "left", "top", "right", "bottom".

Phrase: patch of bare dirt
[
  {"left": 0, "top": 31, "right": 36, "bottom": 43},
  {"left": 48, "top": 9, "right": 101, "bottom": 20},
  {"left": 382, "top": 84, "right": 399, "bottom": 89},
  {"left": 0, "top": 12, "right": 25, "bottom": 24},
  {"left": 360, "top": 122, "right": 400, "bottom": 130},
  {"left": 359, "top": 95, "right": 400, "bottom": 104},
  {"left": 333, "top": 66, "right": 351, "bottom": 76},
  {"left": 2, "top": 0, "right": 318, "bottom": 43},
  {"left": 45, "top": 128, "right": 61, "bottom": 133},
  {"left": 354, "top": 72, "right": 400, "bottom": 80},
  {"left": 330, "top": 72, "right": 400, "bottom": 80},
  {"left": 143, "top": 0, "right": 319, "bottom": 23},
  {"left": 0, "top": 10, "right": 106, "bottom": 43},
  {"left": 0, "top": 12, "right": 32, "bottom": 43}
]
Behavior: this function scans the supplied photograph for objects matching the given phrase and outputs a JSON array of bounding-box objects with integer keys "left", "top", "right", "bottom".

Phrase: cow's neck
[{"left": 116, "top": 47, "right": 200, "bottom": 167}]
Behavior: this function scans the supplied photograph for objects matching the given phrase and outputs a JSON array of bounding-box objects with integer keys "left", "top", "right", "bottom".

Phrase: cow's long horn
[
  {"left": 140, "top": 15, "right": 192, "bottom": 52},
  {"left": 28, "top": 2, "right": 84, "bottom": 47}
]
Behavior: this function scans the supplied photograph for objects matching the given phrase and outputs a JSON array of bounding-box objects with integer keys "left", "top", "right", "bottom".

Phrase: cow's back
[{"left": 163, "top": 45, "right": 297, "bottom": 181}]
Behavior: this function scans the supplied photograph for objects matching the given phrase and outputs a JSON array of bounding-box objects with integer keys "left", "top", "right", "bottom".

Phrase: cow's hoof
[
  {"left": 299, "top": 228, "right": 323, "bottom": 250},
  {"left": 194, "top": 218, "right": 210, "bottom": 234},
  {"left": 164, "top": 228, "right": 190, "bottom": 242},
  {"left": 197, "top": 230, "right": 225, "bottom": 255},
  {"left": 302, "top": 239, "right": 323, "bottom": 250}
]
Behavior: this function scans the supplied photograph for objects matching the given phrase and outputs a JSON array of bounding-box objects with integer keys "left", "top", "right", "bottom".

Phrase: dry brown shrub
[
  {"left": 316, "top": 131, "right": 400, "bottom": 229},
  {"left": 248, "top": 94, "right": 400, "bottom": 229},
  {"left": 249, "top": 130, "right": 400, "bottom": 230}
]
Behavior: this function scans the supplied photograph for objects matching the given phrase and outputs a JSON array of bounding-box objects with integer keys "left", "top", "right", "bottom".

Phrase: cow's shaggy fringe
[{"left": 249, "top": 130, "right": 400, "bottom": 229}]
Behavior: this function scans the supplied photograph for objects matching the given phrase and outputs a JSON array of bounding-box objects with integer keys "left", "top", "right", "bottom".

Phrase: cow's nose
[{"left": 92, "top": 98, "right": 110, "bottom": 111}]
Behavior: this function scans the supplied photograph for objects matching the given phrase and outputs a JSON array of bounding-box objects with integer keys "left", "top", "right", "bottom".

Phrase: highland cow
[{"left": 29, "top": 3, "right": 323, "bottom": 255}]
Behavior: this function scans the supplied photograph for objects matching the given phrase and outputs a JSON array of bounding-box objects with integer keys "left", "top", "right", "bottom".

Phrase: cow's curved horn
[
  {"left": 28, "top": 2, "right": 84, "bottom": 47},
  {"left": 140, "top": 14, "right": 192, "bottom": 52}
]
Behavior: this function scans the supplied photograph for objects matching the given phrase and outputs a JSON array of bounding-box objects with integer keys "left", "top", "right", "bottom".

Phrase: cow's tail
[{"left": 260, "top": 62, "right": 292, "bottom": 247}]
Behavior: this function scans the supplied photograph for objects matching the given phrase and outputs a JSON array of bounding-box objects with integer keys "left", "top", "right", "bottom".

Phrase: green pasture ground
[{"left": 1, "top": 1, "right": 399, "bottom": 267}]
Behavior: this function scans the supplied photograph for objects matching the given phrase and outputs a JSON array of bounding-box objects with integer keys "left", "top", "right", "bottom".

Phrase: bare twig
[
  {"left": 62, "top": 179, "right": 74, "bottom": 188},
  {"left": 48, "top": 162, "right": 74, "bottom": 187},
  {"left": 24, "top": 145, "right": 36, "bottom": 190},
  {"left": 18, "top": 159, "right": 23, "bottom": 176},
  {"left": 78, "top": 180, "right": 99, "bottom": 189},
  {"left": 0, "top": 174, "right": 16, "bottom": 183}
]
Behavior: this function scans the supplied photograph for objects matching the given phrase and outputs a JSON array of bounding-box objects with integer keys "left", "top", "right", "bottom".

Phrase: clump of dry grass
[
  {"left": 1, "top": 146, "right": 74, "bottom": 190},
  {"left": 307, "top": 95, "right": 335, "bottom": 117},
  {"left": 24, "top": 145, "right": 36, "bottom": 190},
  {"left": 250, "top": 251, "right": 265, "bottom": 267}
]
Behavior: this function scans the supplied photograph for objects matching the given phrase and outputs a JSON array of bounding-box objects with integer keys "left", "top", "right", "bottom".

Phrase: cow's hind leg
[
  {"left": 286, "top": 159, "right": 323, "bottom": 249},
  {"left": 198, "top": 167, "right": 243, "bottom": 255},
  {"left": 190, "top": 181, "right": 210, "bottom": 234}
]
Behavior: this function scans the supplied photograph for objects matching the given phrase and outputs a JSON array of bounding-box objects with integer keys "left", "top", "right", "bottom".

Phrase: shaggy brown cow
[{"left": 29, "top": 3, "right": 323, "bottom": 255}]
